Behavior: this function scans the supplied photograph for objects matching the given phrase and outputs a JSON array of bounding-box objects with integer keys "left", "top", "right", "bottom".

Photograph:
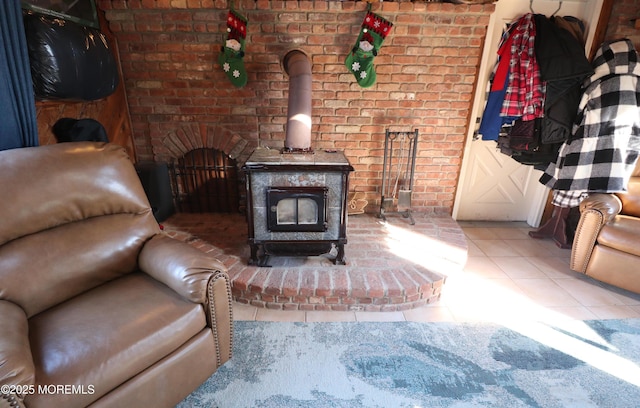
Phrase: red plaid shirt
[{"left": 499, "top": 14, "right": 545, "bottom": 121}]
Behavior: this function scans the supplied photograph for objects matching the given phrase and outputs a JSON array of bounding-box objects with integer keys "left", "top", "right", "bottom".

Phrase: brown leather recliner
[
  {"left": 0, "top": 143, "right": 233, "bottom": 408},
  {"left": 571, "top": 163, "right": 640, "bottom": 294}
]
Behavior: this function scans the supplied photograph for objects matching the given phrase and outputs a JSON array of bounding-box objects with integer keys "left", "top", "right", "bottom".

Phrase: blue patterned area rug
[{"left": 178, "top": 319, "right": 640, "bottom": 408}]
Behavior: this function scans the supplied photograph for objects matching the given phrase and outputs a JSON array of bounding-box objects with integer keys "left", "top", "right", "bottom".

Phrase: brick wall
[
  {"left": 97, "top": 0, "right": 494, "bottom": 214},
  {"left": 605, "top": 0, "right": 640, "bottom": 49}
]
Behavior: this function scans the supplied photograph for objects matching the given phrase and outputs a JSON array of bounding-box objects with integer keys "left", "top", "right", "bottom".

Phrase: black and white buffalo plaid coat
[{"left": 540, "top": 39, "right": 640, "bottom": 201}]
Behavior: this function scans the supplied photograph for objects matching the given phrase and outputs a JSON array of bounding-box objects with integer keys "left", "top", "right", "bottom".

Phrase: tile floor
[{"left": 233, "top": 221, "right": 640, "bottom": 323}]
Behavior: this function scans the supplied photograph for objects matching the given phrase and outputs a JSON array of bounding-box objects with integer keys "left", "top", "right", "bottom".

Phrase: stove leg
[
  {"left": 249, "top": 244, "right": 260, "bottom": 265},
  {"left": 334, "top": 243, "right": 346, "bottom": 265},
  {"left": 258, "top": 255, "right": 271, "bottom": 268},
  {"left": 403, "top": 209, "right": 415, "bottom": 225}
]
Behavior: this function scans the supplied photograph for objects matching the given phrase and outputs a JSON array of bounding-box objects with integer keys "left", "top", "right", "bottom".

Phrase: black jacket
[{"left": 534, "top": 14, "right": 593, "bottom": 145}]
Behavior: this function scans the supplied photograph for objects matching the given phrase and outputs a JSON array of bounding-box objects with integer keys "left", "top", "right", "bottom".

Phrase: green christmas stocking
[
  {"left": 218, "top": 9, "right": 248, "bottom": 88},
  {"left": 345, "top": 10, "right": 393, "bottom": 88}
]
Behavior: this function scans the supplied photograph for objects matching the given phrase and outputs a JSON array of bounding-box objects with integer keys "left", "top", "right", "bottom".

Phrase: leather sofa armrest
[
  {"left": 138, "top": 234, "right": 233, "bottom": 366},
  {"left": 579, "top": 193, "right": 623, "bottom": 221},
  {"left": 571, "top": 194, "right": 623, "bottom": 273},
  {"left": 139, "top": 234, "right": 228, "bottom": 304},
  {"left": 0, "top": 301, "right": 34, "bottom": 408}
]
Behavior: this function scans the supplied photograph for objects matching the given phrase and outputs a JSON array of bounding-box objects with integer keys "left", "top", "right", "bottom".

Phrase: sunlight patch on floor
[
  {"left": 504, "top": 316, "right": 640, "bottom": 387},
  {"left": 381, "top": 221, "right": 468, "bottom": 276},
  {"left": 442, "top": 272, "right": 640, "bottom": 387}
]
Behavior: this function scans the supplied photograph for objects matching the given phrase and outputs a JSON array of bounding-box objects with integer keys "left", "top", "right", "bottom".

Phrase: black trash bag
[
  {"left": 23, "top": 12, "right": 119, "bottom": 101},
  {"left": 52, "top": 118, "right": 109, "bottom": 143}
]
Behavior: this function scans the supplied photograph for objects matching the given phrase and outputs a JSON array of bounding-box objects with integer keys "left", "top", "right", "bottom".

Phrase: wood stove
[
  {"left": 243, "top": 50, "right": 353, "bottom": 265},
  {"left": 243, "top": 149, "right": 353, "bottom": 265}
]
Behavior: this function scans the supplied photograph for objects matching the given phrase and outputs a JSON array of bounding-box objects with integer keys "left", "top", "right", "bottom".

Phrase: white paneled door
[{"left": 453, "top": 0, "right": 604, "bottom": 225}]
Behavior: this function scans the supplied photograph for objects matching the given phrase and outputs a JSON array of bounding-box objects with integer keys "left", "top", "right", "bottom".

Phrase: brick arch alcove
[
  {"left": 154, "top": 123, "right": 254, "bottom": 165},
  {"left": 157, "top": 123, "right": 255, "bottom": 213},
  {"left": 170, "top": 148, "right": 240, "bottom": 213}
]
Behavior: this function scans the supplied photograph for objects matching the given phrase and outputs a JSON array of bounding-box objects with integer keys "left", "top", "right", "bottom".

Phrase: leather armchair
[
  {"left": 571, "top": 165, "right": 640, "bottom": 294},
  {"left": 0, "top": 143, "right": 233, "bottom": 408}
]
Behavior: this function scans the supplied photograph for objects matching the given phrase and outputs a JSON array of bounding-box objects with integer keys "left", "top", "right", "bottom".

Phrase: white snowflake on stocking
[
  {"left": 223, "top": 62, "right": 231, "bottom": 72},
  {"left": 233, "top": 69, "right": 240, "bottom": 78},
  {"left": 360, "top": 71, "right": 367, "bottom": 79},
  {"left": 352, "top": 61, "right": 361, "bottom": 72}
]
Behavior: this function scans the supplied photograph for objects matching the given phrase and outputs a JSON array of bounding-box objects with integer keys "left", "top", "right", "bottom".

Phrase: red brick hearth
[{"left": 162, "top": 212, "right": 467, "bottom": 311}]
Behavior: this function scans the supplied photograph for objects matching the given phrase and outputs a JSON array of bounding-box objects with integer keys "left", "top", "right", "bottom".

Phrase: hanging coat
[
  {"left": 479, "top": 13, "right": 543, "bottom": 141},
  {"left": 479, "top": 18, "right": 520, "bottom": 141},
  {"left": 534, "top": 14, "right": 593, "bottom": 145},
  {"left": 501, "top": 13, "right": 545, "bottom": 121},
  {"left": 540, "top": 39, "right": 640, "bottom": 193}
]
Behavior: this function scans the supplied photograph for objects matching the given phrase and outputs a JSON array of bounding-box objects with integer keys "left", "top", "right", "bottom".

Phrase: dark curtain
[{"left": 0, "top": 0, "right": 38, "bottom": 150}]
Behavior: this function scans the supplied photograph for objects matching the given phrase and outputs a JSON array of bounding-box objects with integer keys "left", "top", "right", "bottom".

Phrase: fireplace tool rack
[{"left": 379, "top": 129, "right": 419, "bottom": 225}]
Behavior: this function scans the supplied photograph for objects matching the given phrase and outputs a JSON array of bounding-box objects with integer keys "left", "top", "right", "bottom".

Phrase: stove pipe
[{"left": 283, "top": 50, "right": 312, "bottom": 152}]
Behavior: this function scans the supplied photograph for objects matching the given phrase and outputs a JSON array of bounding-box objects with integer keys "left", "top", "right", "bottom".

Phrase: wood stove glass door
[{"left": 267, "top": 187, "right": 327, "bottom": 232}]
